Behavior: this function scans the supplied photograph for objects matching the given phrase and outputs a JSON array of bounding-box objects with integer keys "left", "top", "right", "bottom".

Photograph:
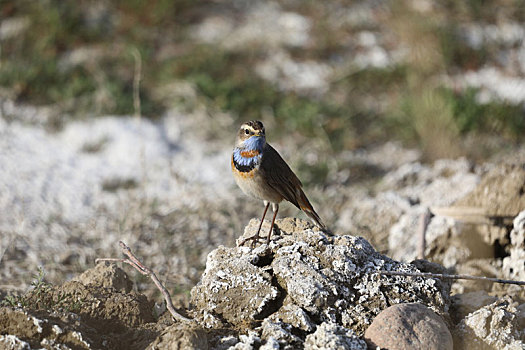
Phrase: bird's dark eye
[{"left": 245, "top": 129, "right": 250, "bottom": 135}]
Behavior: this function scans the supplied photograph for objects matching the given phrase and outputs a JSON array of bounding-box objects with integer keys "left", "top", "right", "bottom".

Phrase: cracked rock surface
[{"left": 190, "top": 217, "right": 451, "bottom": 347}]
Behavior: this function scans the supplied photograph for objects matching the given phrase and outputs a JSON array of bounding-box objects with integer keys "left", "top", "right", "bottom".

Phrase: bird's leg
[
  {"left": 266, "top": 203, "right": 279, "bottom": 245},
  {"left": 254, "top": 201, "right": 270, "bottom": 241},
  {"left": 238, "top": 201, "right": 270, "bottom": 247}
]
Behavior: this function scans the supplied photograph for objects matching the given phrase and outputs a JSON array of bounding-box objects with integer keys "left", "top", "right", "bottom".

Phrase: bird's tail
[{"left": 297, "top": 189, "right": 332, "bottom": 235}]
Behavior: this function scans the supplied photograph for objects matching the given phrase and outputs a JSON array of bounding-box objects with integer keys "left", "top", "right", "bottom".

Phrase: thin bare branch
[
  {"left": 97, "top": 241, "right": 192, "bottom": 322},
  {"left": 417, "top": 208, "right": 431, "bottom": 259},
  {"left": 431, "top": 206, "right": 514, "bottom": 225},
  {"left": 378, "top": 270, "right": 525, "bottom": 286}
]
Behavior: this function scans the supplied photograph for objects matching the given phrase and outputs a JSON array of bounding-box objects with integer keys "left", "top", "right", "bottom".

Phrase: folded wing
[{"left": 261, "top": 144, "right": 329, "bottom": 232}]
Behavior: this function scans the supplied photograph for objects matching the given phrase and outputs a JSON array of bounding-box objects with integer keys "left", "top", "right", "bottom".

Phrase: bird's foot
[{"left": 238, "top": 234, "right": 265, "bottom": 248}]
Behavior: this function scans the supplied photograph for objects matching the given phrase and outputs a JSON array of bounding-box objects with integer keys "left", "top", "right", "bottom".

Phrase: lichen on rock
[
  {"left": 190, "top": 217, "right": 451, "bottom": 346},
  {"left": 304, "top": 322, "right": 367, "bottom": 350},
  {"left": 190, "top": 245, "right": 281, "bottom": 329}
]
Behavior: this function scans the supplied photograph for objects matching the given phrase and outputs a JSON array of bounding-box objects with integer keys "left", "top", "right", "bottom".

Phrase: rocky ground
[{"left": 0, "top": 213, "right": 524, "bottom": 349}]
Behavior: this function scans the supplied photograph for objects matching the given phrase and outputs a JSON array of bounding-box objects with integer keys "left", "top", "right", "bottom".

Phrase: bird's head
[{"left": 235, "top": 120, "right": 266, "bottom": 150}]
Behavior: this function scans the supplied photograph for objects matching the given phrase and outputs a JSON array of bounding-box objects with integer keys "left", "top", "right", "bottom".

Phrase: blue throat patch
[{"left": 233, "top": 136, "right": 264, "bottom": 171}]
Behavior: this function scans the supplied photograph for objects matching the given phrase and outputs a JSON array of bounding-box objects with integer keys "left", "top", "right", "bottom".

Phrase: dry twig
[
  {"left": 378, "top": 270, "right": 525, "bottom": 286},
  {"left": 430, "top": 206, "right": 514, "bottom": 225},
  {"left": 96, "top": 241, "right": 192, "bottom": 322},
  {"left": 417, "top": 208, "right": 432, "bottom": 259}
]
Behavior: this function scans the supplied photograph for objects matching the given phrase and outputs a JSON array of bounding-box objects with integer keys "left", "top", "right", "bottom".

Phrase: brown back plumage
[{"left": 261, "top": 143, "right": 329, "bottom": 232}]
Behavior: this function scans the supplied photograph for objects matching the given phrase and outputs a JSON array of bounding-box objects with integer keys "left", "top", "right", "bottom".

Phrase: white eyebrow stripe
[{"left": 243, "top": 125, "right": 258, "bottom": 133}]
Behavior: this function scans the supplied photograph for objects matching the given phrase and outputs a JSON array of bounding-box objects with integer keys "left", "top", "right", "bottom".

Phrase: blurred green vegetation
[{"left": 1, "top": 0, "right": 524, "bottom": 161}]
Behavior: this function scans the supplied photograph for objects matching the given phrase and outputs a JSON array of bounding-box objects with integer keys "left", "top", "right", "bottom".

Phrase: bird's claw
[{"left": 238, "top": 234, "right": 265, "bottom": 248}]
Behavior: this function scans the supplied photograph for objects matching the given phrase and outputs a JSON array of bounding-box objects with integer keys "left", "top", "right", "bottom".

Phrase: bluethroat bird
[{"left": 231, "top": 120, "right": 329, "bottom": 246}]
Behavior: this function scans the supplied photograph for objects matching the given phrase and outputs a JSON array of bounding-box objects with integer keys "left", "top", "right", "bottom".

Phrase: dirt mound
[{"left": 0, "top": 263, "right": 160, "bottom": 350}]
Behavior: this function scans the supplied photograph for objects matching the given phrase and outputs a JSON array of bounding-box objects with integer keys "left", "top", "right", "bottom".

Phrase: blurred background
[{"left": 1, "top": 0, "right": 524, "bottom": 303}]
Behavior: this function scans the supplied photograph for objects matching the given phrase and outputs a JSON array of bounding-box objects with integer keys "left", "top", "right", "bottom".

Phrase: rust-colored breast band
[{"left": 240, "top": 150, "right": 260, "bottom": 158}]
